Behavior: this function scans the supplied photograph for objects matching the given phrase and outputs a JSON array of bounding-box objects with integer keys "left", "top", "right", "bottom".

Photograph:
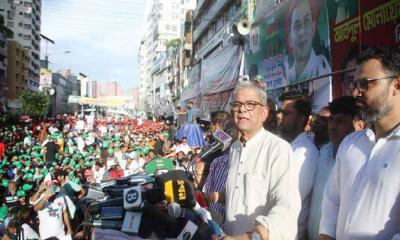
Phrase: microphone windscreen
[{"left": 167, "top": 202, "right": 182, "bottom": 218}]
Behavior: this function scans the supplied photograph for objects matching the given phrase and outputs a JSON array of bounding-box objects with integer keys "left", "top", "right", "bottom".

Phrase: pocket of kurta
[{"left": 244, "top": 173, "right": 268, "bottom": 211}]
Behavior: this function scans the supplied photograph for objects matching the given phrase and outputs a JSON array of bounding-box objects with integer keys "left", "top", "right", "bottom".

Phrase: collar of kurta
[
  {"left": 364, "top": 123, "right": 400, "bottom": 141},
  {"left": 239, "top": 128, "right": 266, "bottom": 148}
]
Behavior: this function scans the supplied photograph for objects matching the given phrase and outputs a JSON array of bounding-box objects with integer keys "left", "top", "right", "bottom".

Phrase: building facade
[
  {"left": 138, "top": 0, "right": 185, "bottom": 116},
  {"left": 6, "top": 40, "right": 30, "bottom": 109},
  {"left": 0, "top": 0, "right": 41, "bottom": 85}
]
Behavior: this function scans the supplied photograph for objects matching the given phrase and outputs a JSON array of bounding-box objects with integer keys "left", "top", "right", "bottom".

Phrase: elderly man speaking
[{"left": 210, "top": 81, "right": 301, "bottom": 240}]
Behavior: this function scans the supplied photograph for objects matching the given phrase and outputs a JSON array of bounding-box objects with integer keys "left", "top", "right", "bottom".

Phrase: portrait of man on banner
[{"left": 284, "top": 0, "right": 332, "bottom": 112}]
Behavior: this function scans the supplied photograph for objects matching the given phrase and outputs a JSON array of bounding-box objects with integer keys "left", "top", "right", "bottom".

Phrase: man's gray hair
[{"left": 233, "top": 80, "right": 267, "bottom": 105}]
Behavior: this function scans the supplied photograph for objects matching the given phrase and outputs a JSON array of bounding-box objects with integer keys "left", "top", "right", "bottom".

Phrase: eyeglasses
[
  {"left": 230, "top": 101, "right": 265, "bottom": 112},
  {"left": 350, "top": 76, "right": 397, "bottom": 92}
]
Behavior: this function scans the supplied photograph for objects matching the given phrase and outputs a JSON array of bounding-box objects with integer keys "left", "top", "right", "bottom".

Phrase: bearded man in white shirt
[
  {"left": 278, "top": 90, "right": 319, "bottom": 240},
  {"left": 210, "top": 81, "right": 301, "bottom": 240},
  {"left": 320, "top": 46, "right": 400, "bottom": 240}
]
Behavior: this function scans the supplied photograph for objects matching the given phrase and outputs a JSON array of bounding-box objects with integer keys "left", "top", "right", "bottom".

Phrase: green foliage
[{"left": 19, "top": 90, "right": 49, "bottom": 118}]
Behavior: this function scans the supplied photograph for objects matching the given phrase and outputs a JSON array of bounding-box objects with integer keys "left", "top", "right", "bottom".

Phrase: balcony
[
  {"left": 193, "top": 0, "right": 231, "bottom": 42},
  {"left": 195, "top": 0, "right": 208, "bottom": 16}
]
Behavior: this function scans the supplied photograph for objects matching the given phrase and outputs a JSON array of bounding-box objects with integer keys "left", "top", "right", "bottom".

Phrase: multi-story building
[
  {"left": 138, "top": 0, "right": 184, "bottom": 116},
  {"left": 6, "top": 40, "right": 30, "bottom": 109},
  {"left": 0, "top": 15, "right": 13, "bottom": 110},
  {"left": 1, "top": 0, "right": 41, "bottom": 87},
  {"left": 78, "top": 72, "right": 89, "bottom": 97},
  {"left": 51, "top": 72, "right": 73, "bottom": 114},
  {"left": 178, "top": 0, "right": 243, "bottom": 117}
]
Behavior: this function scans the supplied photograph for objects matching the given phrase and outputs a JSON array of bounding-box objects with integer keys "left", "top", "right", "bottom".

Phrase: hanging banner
[
  {"left": 201, "top": 45, "right": 242, "bottom": 95},
  {"left": 328, "top": 0, "right": 400, "bottom": 97},
  {"left": 201, "top": 90, "right": 233, "bottom": 117},
  {"left": 246, "top": 0, "right": 332, "bottom": 112}
]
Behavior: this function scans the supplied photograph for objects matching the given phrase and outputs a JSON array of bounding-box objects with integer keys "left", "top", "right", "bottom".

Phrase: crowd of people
[{"left": 0, "top": 46, "right": 398, "bottom": 240}]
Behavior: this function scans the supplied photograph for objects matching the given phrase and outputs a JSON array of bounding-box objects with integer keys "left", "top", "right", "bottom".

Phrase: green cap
[
  {"left": 17, "top": 190, "right": 26, "bottom": 198},
  {"left": 108, "top": 148, "right": 114, "bottom": 154},
  {"left": 14, "top": 162, "right": 23, "bottom": 169},
  {"left": 25, "top": 173, "right": 34, "bottom": 180},
  {"left": 2, "top": 179, "right": 9, "bottom": 188},
  {"left": 0, "top": 206, "right": 8, "bottom": 221},
  {"left": 102, "top": 141, "right": 109, "bottom": 148},
  {"left": 22, "top": 183, "right": 33, "bottom": 191}
]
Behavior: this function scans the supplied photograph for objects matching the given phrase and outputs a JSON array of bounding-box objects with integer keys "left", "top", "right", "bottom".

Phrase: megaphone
[{"left": 237, "top": 19, "right": 251, "bottom": 35}]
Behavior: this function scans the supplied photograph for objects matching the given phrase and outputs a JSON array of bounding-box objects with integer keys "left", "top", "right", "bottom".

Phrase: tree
[{"left": 19, "top": 90, "right": 49, "bottom": 118}]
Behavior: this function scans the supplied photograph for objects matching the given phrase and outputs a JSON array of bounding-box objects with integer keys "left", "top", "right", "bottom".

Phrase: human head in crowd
[
  {"left": 231, "top": 80, "right": 269, "bottom": 141},
  {"left": 278, "top": 89, "right": 312, "bottom": 142},
  {"left": 263, "top": 98, "right": 278, "bottom": 133},
  {"left": 187, "top": 101, "right": 193, "bottom": 109},
  {"left": 341, "top": 46, "right": 361, "bottom": 96},
  {"left": 352, "top": 46, "right": 400, "bottom": 125},
  {"left": 180, "top": 137, "right": 188, "bottom": 145},
  {"left": 311, "top": 106, "right": 331, "bottom": 149},
  {"left": 210, "top": 110, "right": 231, "bottom": 134},
  {"left": 328, "top": 96, "right": 364, "bottom": 154},
  {"left": 147, "top": 149, "right": 155, "bottom": 161}
]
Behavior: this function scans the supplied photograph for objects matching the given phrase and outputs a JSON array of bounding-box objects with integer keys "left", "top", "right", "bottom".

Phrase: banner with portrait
[
  {"left": 245, "top": 0, "right": 332, "bottom": 113},
  {"left": 328, "top": 0, "right": 400, "bottom": 97}
]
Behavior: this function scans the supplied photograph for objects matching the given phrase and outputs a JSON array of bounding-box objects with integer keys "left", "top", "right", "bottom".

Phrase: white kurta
[
  {"left": 225, "top": 128, "right": 301, "bottom": 239},
  {"left": 320, "top": 126, "right": 400, "bottom": 239},
  {"left": 291, "top": 132, "right": 319, "bottom": 239},
  {"left": 308, "top": 143, "right": 335, "bottom": 240}
]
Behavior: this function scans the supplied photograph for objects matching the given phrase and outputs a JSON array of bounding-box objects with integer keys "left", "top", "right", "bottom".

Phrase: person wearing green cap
[
  {"left": 34, "top": 180, "right": 73, "bottom": 238},
  {"left": 4, "top": 181, "right": 18, "bottom": 208}
]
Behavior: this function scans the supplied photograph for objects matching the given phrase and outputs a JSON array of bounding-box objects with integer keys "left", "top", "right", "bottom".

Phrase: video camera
[{"left": 83, "top": 170, "right": 219, "bottom": 239}]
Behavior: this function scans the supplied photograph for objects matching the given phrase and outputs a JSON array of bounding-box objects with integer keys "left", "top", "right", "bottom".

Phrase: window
[
  {"left": 166, "top": 24, "right": 171, "bottom": 30},
  {"left": 172, "top": 25, "right": 177, "bottom": 31},
  {"left": 6, "top": 21, "right": 13, "bottom": 27}
]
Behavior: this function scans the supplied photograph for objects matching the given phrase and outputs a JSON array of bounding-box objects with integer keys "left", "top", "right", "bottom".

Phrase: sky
[{"left": 41, "top": 0, "right": 150, "bottom": 90}]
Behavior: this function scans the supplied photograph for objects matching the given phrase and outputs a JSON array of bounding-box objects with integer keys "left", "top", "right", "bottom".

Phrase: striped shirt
[{"left": 203, "top": 153, "right": 229, "bottom": 219}]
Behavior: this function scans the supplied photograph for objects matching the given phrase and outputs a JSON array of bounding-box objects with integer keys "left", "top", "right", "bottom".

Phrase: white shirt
[
  {"left": 291, "top": 132, "right": 319, "bottom": 239},
  {"left": 175, "top": 143, "right": 191, "bottom": 155},
  {"left": 92, "top": 166, "right": 105, "bottom": 184},
  {"left": 308, "top": 143, "right": 335, "bottom": 240},
  {"left": 37, "top": 194, "right": 67, "bottom": 239},
  {"left": 225, "top": 128, "right": 301, "bottom": 239},
  {"left": 320, "top": 126, "right": 400, "bottom": 239}
]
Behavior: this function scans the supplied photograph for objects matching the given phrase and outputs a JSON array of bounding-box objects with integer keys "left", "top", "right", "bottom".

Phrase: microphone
[
  {"left": 82, "top": 220, "right": 123, "bottom": 230},
  {"left": 195, "top": 129, "right": 232, "bottom": 161},
  {"left": 167, "top": 202, "right": 197, "bottom": 223},
  {"left": 197, "top": 208, "right": 225, "bottom": 237}
]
